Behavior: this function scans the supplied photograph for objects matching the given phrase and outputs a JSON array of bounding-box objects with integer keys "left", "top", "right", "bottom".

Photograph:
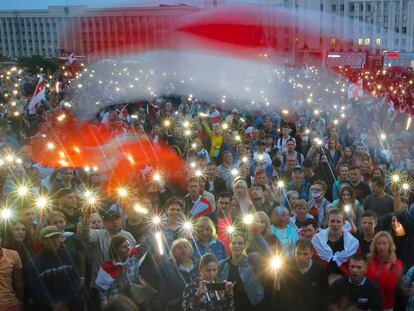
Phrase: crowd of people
[{"left": 0, "top": 63, "right": 414, "bottom": 311}]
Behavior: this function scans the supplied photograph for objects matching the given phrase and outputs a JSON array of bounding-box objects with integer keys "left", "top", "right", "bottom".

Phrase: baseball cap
[
  {"left": 103, "top": 210, "right": 121, "bottom": 221},
  {"left": 293, "top": 165, "right": 303, "bottom": 172},
  {"left": 40, "top": 226, "right": 62, "bottom": 238}
]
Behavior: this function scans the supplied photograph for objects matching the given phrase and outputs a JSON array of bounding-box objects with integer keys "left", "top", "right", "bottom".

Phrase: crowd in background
[{"left": 0, "top": 64, "right": 414, "bottom": 311}]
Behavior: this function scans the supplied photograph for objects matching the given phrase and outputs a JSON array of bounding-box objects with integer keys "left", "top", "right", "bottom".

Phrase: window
[
  {"left": 320, "top": 4, "right": 323, "bottom": 11},
  {"left": 402, "top": 27, "right": 407, "bottom": 34},
  {"left": 376, "top": 38, "right": 381, "bottom": 45},
  {"left": 330, "top": 37, "right": 336, "bottom": 45},
  {"left": 358, "top": 38, "right": 363, "bottom": 45},
  {"left": 384, "top": 16, "right": 388, "bottom": 23},
  {"left": 340, "top": 4, "right": 344, "bottom": 11},
  {"left": 332, "top": 4, "right": 336, "bottom": 11},
  {"left": 350, "top": 4, "right": 354, "bottom": 12},
  {"left": 365, "top": 38, "right": 370, "bottom": 45}
]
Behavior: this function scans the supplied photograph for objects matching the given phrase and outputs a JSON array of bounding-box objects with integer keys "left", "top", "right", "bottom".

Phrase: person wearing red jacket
[{"left": 366, "top": 231, "right": 403, "bottom": 311}]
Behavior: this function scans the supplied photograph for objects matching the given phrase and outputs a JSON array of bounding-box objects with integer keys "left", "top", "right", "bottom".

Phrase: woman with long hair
[
  {"left": 366, "top": 231, "right": 403, "bottom": 311},
  {"left": 246, "top": 211, "right": 273, "bottom": 254},
  {"left": 193, "top": 217, "right": 227, "bottom": 261},
  {"left": 218, "top": 234, "right": 264, "bottom": 311},
  {"left": 182, "top": 253, "right": 234, "bottom": 311},
  {"left": 233, "top": 179, "right": 253, "bottom": 215},
  {"left": 328, "top": 184, "right": 363, "bottom": 233},
  {"left": 336, "top": 146, "right": 355, "bottom": 171}
]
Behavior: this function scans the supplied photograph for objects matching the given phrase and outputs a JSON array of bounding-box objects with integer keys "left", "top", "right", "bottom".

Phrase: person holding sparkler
[{"left": 193, "top": 217, "right": 227, "bottom": 261}]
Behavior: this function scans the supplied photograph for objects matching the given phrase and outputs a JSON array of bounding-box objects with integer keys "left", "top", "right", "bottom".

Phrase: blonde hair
[
  {"left": 171, "top": 238, "right": 194, "bottom": 258},
  {"left": 368, "top": 231, "right": 396, "bottom": 262},
  {"left": 48, "top": 210, "right": 66, "bottom": 223},
  {"left": 195, "top": 216, "right": 217, "bottom": 241},
  {"left": 254, "top": 211, "right": 272, "bottom": 236}
]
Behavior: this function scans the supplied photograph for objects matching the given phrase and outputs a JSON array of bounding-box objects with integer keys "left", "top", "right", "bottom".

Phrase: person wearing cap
[
  {"left": 27, "top": 226, "right": 82, "bottom": 311},
  {"left": 78, "top": 209, "right": 136, "bottom": 307}
]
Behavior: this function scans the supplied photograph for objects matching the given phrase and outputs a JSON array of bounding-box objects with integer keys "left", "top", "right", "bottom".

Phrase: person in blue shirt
[{"left": 193, "top": 216, "right": 227, "bottom": 261}]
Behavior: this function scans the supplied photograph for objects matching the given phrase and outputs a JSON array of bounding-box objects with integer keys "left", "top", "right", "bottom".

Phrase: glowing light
[
  {"left": 231, "top": 169, "right": 239, "bottom": 176},
  {"left": 184, "top": 129, "right": 192, "bottom": 136},
  {"left": 47, "top": 142, "right": 55, "bottom": 150},
  {"left": 116, "top": 186, "right": 129, "bottom": 198},
  {"left": 234, "top": 135, "right": 241, "bottom": 142},
  {"left": 5, "top": 154, "right": 14, "bottom": 163},
  {"left": 151, "top": 215, "right": 162, "bottom": 227},
  {"left": 402, "top": 183, "right": 410, "bottom": 191},
  {"left": 344, "top": 204, "right": 352, "bottom": 214},
  {"left": 277, "top": 181, "right": 285, "bottom": 188},
  {"left": 379, "top": 133, "right": 386, "bottom": 141},
  {"left": 258, "top": 154, "right": 264, "bottom": 162},
  {"left": 271, "top": 256, "right": 283, "bottom": 270},
  {"left": 1, "top": 208, "right": 12, "bottom": 220},
  {"left": 35, "top": 196, "right": 49, "bottom": 209},
  {"left": 243, "top": 214, "right": 254, "bottom": 225},
  {"left": 153, "top": 172, "right": 162, "bottom": 183},
  {"left": 182, "top": 221, "right": 193, "bottom": 232},
  {"left": 333, "top": 119, "right": 338, "bottom": 125},
  {"left": 313, "top": 109, "right": 319, "bottom": 115},
  {"left": 242, "top": 156, "right": 249, "bottom": 163},
  {"left": 84, "top": 166, "right": 90, "bottom": 173},
  {"left": 282, "top": 109, "right": 289, "bottom": 115},
  {"left": 163, "top": 119, "right": 171, "bottom": 127},
  {"left": 195, "top": 169, "right": 203, "bottom": 177},
  {"left": 133, "top": 204, "right": 149, "bottom": 214},
  {"left": 155, "top": 231, "right": 164, "bottom": 255},
  {"left": 183, "top": 121, "right": 190, "bottom": 128},
  {"left": 191, "top": 142, "right": 197, "bottom": 149},
  {"left": 315, "top": 138, "right": 323, "bottom": 146},
  {"left": 407, "top": 117, "right": 412, "bottom": 131},
  {"left": 190, "top": 162, "right": 197, "bottom": 169},
  {"left": 16, "top": 185, "right": 29, "bottom": 197},
  {"left": 93, "top": 166, "right": 99, "bottom": 172},
  {"left": 222, "top": 123, "right": 229, "bottom": 130},
  {"left": 391, "top": 174, "right": 400, "bottom": 183},
  {"left": 226, "top": 225, "right": 236, "bottom": 235}
]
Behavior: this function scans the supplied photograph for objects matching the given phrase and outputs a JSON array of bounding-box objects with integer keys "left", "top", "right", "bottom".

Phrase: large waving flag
[{"left": 27, "top": 74, "right": 46, "bottom": 115}]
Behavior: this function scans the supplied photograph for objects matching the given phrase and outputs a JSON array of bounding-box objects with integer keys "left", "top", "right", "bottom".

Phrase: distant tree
[{"left": 17, "top": 55, "right": 59, "bottom": 74}]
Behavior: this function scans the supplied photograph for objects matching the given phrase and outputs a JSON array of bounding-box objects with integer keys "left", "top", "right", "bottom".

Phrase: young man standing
[
  {"left": 282, "top": 239, "right": 328, "bottom": 311},
  {"left": 312, "top": 209, "right": 359, "bottom": 285},
  {"left": 363, "top": 176, "right": 394, "bottom": 230},
  {"left": 356, "top": 210, "right": 378, "bottom": 257},
  {"left": 349, "top": 166, "right": 371, "bottom": 204},
  {"left": 329, "top": 254, "right": 382, "bottom": 311}
]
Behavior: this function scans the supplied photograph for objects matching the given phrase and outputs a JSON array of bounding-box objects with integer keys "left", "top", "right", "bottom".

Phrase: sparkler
[
  {"left": 16, "top": 184, "right": 30, "bottom": 198},
  {"left": 155, "top": 231, "right": 164, "bottom": 255},
  {"left": 271, "top": 255, "right": 283, "bottom": 271},
  {"left": 243, "top": 214, "right": 254, "bottom": 225},
  {"left": 133, "top": 204, "right": 149, "bottom": 214},
  {"left": 116, "top": 186, "right": 130, "bottom": 199},
  {"left": 226, "top": 224, "right": 236, "bottom": 236},
  {"left": 0, "top": 208, "right": 12, "bottom": 220},
  {"left": 35, "top": 196, "right": 50, "bottom": 210},
  {"left": 163, "top": 119, "right": 171, "bottom": 127}
]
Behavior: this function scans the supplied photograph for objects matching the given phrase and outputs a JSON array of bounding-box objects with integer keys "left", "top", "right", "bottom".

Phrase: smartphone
[{"left": 206, "top": 282, "right": 226, "bottom": 291}]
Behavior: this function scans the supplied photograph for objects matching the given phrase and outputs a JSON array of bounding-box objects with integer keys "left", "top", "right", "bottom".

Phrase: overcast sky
[{"left": 0, "top": 0, "right": 211, "bottom": 10}]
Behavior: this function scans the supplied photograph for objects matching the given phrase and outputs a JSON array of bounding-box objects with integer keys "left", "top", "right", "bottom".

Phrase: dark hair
[
  {"left": 108, "top": 234, "right": 129, "bottom": 261},
  {"left": 56, "top": 187, "right": 75, "bottom": 199},
  {"left": 295, "top": 239, "right": 313, "bottom": 251},
  {"left": 103, "top": 294, "right": 139, "bottom": 311},
  {"left": 187, "top": 176, "right": 200, "bottom": 184},
  {"left": 217, "top": 192, "right": 232, "bottom": 200},
  {"left": 251, "top": 183, "right": 266, "bottom": 192},
  {"left": 199, "top": 253, "right": 218, "bottom": 271},
  {"left": 350, "top": 253, "right": 367, "bottom": 263},
  {"left": 362, "top": 210, "right": 378, "bottom": 222},
  {"left": 371, "top": 176, "right": 385, "bottom": 188},
  {"left": 286, "top": 138, "right": 295, "bottom": 144},
  {"left": 349, "top": 165, "right": 361, "bottom": 172},
  {"left": 303, "top": 160, "right": 314, "bottom": 168},
  {"left": 164, "top": 196, "right": 185, "bottom": 211},
  {"left": 272, "top": 158, "right": 281, "bottom": 168},
  {"left": 302, "top": 218, "right": 318, "bottom": 229},
  {"left": 207, "top": 162, "right": 217, "bottom": 167}
]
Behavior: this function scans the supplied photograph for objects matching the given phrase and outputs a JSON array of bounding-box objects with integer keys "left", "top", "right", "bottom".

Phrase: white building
[{"left": 0, "top": 5, "right": 199, "bottom": 61}]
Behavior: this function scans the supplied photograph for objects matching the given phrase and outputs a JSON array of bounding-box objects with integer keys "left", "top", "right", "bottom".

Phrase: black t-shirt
[
  {"left": 326, "top": 236, "right": 345, "bottom": 275},
  {"left": 363, "top": 194, "right": 394, "bottom": 230},
  {"left": 356, "top": 233, "right": 372, "bottom": 258},
  {"left": 329, "top": 277, "right": 382, "bottom": 310},
  {"left": 281, "top": 260, "right": 329, "bottom": 311},
  {"left": 228, "top": 262, "right": 252, "bottom": 311}
]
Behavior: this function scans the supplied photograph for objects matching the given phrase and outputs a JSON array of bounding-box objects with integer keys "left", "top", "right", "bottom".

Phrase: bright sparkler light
[
  {"left": 226, "top": 225, "right": 236, "bottom": 235},
  {"left": 183, "top": 120, "right": 190, "bottom": 128},
  {"left": 16, "top": 185, "right": 29, "bottom": 197},
  {"left": 231, "top": 169, "right": 239, "bottom": 176},
  {"left": 344, "top": 204, "right": 352, "bottom": 214},
  {"left": 151, "top": 215, "right": 162, "bottom": 227},
  {"left": 234, "top": 135, "right": 241, "bottom": 142},
  {"left": 315, "top": 138, "right": 323, "bottom": 146},
  {"left": 163, "top": 119, "right": 171, "bottom": 127},
  {"left": 5, "top": 154, "right": 15, "bottom": 163},
  {"left": 242, "top": 156, "right": 249, "bottom": 163},
  {"left": 155, "top": 231, "right": 164, "bottom": 255},
  {"left": 379, "top": 133, "right": 386, "bottom": 141},
  {"left": 184, "top": 129, "right": 192, "bottom": 136},
  {"left": 222, "top": 123, "right": 229, "bottom": 130},
  {"left": 47, "top": 142, "right": 55, "bottom": 150},
  {"left": 35, "top": 196, "right": 49, "bottom": 209},
  {"left": 391, "top": 174, "right": 400, "bottom": 183},
  {"left": 133, "top": 204, "right": 149, "bottom": 214},
  {"left": 1, "top": 208, "right": 12, "bottom": 220},
  {"left": 182, "top": 221, "right": 193, "bottom": 232},
  {"left": 153, "top": 172, "right": 162, "bottom": 183},
  {"left": 243, "top": 214, "right": 254, "bottom": 225},
  {"left": 277, "top": 180, "right": 285, "bottom": 188},
  {"left": 271, "top": 255, "right": 283, "bottom": 270},
  {"left": 190, "top": 162, "right": 197, "bottom": 169},
  {"left": 258, "top": 154, "right": 264, "bottom": 162},
  {"left": 402, "top": 183, "right": 410, "bottom": 191},
  {"left": 116, "top": 186, "right": 129, "bottom": 199}
]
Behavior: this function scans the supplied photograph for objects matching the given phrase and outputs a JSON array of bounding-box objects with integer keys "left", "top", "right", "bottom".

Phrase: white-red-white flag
[
  {"left": 347, "top": 79, "right": 363, "bottom": 99},
  {"left": 67, "top": 52, "right": 77, "bottom": 65},
  {"left": 27, "top": 75, "right": 46, "bottom": 115}
]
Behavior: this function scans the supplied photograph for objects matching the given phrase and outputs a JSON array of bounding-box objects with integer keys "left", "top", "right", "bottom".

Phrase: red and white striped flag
[
  {"left": 27, "top": 74, "right": 46, "bottom": 115},
  {"left": 347, "top": 79, "right": 363, "bottom": 99}
]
